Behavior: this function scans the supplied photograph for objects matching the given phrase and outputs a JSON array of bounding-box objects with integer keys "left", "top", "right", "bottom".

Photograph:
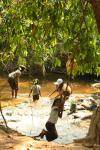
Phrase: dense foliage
[{"left": 0, "top": 0, "right": 100, "bottom": 75}]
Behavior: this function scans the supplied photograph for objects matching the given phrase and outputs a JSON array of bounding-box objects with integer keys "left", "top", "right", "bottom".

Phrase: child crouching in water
[
  {"left": 33, "top": 98, "right": 62, "bottom": 141},
  {"left": 29, "top": 78, "right": 41, "bottom": 101}
]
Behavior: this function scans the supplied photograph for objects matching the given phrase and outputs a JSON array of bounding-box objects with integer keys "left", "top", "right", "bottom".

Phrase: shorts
[
  {"left": 8, "top": 77, "right": 18, "bottom": 90},
  {"left": 33, "top": 94, "right": 39, "bottom": 101},
  {"left": 45, "top": 121, "right": 58, "bottom": 141}
]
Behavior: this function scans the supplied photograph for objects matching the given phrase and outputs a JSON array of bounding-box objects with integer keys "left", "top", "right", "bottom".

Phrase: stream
[
  {"left": 0, "top": 76, "right": 100, "bottom": 144},
  {"left": 0, "top": 94, "right": 95, "bottom": 144}
]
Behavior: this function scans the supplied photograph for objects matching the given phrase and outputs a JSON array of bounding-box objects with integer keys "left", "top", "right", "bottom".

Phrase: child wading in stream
[
  {"left": 29, "top": 78, "right": 41, "bottom": 101},
  {"left": 33, "top": 78, "right": 72, "bottom": 141}
]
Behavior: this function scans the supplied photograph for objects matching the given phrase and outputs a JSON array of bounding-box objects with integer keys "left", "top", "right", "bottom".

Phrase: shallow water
[
  {"left": 0, "top": 76, "right": 100, "bottom": 144},
  {"left": 0, "top": 96, "right": 89, "bottom": 144}
]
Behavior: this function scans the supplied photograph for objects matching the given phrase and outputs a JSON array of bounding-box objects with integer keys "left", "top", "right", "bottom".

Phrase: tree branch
[{"left": 0, "top": 102, "right": 8, "bottom": 129}]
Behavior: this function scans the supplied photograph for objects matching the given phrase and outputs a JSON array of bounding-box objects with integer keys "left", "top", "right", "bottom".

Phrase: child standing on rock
[{"left": 29, "top": 78, "right": 41, "bottom": 101}]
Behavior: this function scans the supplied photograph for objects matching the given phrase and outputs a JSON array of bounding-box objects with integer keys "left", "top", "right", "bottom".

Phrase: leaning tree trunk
[
  {"left": 83, "top": 106, "right": 100, "bottom": 146},
  {"left": 74, "top": 106, "right": 100, "bottom": 150},
  {"left": 74, "top": 106, "right": 100, "bottom": 147},
  {"left": 91, "top": 0, "right": 100, "bottom": 33}
]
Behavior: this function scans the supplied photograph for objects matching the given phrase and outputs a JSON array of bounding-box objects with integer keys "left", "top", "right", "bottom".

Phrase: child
[
  {"left": 29, "top": 78, "right": 41, "bottom": 101},
  {"left": 33, "top": 98, "right": 61, "bottom": 141}
]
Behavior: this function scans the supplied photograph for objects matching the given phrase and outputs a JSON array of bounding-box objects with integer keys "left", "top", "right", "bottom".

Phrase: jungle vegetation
[{"left": 0, "top": 0, "right": 100, "bottom": 76}]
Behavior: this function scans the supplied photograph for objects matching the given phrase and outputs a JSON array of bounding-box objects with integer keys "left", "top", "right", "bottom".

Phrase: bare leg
[
  {"left": 33, "top": 129, "right": 47, "bottom": 139},
  {"left": 15, "top": 89, "right": 18, "bottom": 98},
  {"left": 12, "top": 90, "right": 14, "bottom": 98}
]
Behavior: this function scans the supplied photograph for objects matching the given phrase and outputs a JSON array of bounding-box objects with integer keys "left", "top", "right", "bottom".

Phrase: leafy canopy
[{"left": 0, "top": 0, "right": 100, "bottom": 75}]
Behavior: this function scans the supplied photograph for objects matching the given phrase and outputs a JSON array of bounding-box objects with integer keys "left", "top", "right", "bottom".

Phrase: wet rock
[
  {"left": 73, "top": 111, "right": 92, "bottom": 120},
  {"left": 91, "top": 83, "right": 100, "bottom": 89},
  {"left": 77, "top": 105, "right": 85, "bottom": 110},
  {"left": 6, "top": 112, "right": 13, "bottom": 116}
]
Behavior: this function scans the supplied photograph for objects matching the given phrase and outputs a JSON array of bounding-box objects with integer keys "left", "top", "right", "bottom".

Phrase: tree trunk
[
  {"left": 91, "top": 0, "right": 100, "bottom": 33},
  {"left": 74, "top": 106, "right": 100, "bottom": 147},
  {"left": 84, "top": 106, "right": 100, "bottom": 146}
]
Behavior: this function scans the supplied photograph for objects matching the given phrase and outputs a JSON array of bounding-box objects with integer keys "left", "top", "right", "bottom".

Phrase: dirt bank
[{"left": 0, "top": 125, "right": 93, "bottom": 150}]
